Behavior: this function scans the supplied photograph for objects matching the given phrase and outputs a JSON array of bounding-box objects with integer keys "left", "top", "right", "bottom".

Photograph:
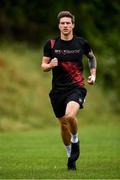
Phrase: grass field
[{"left": 0, "top": 124, "right": 120, "bottom": 179}]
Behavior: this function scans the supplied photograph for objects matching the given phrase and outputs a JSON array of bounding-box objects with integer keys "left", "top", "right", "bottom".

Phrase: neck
[{"left": 60, "top": 33, "right": 73, "bottom": 41}]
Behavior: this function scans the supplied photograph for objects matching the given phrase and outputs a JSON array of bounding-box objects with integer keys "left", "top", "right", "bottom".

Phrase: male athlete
[{"left": 41, "top": 11, "right": 97, "bottom": 170}]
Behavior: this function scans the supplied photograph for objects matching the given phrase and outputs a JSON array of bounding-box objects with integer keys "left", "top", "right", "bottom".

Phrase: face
[{"left": 59, "top": 17, "right": 74, "bottom": 36}]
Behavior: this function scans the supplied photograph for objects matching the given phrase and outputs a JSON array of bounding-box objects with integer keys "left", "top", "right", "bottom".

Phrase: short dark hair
[{"left": 57, "top": 11, "right": 75, "bottom": 24}]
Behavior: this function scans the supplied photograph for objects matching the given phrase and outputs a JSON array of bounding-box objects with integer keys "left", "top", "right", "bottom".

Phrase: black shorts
[{"left": 49, "top": 87, "right": 87, "bottom": 118}]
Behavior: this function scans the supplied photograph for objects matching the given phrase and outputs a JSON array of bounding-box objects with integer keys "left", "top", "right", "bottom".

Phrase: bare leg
[
  {"left": 65, "top": 101, "right": 80, "bottom": 135},
  {"left": 58, "top": 101, "right": 80, "bottom": 145}
]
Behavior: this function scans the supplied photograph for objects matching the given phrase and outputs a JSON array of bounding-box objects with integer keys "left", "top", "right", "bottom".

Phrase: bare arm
[
  {"left": 86, "top": 50, "right": 97, "bottom": 84},
  {"left": 41, "top": 56, "right": 58, "bottom": 72}
]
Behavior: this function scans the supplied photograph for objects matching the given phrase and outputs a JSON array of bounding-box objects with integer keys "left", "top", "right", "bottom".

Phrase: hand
[
  {"left": 87, "top": 75, "right": 96, "bottom": 85},
  {"left": 50, "top": 57, "right": 58, "bottom": 68}
]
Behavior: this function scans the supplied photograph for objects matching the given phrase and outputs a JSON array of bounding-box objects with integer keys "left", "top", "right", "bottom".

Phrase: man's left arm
[{"left": 86, "top": 50, "right": 97, "bottom": 85}]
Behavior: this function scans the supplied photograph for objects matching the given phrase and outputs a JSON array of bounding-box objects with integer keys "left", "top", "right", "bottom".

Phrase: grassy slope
[
  {"left": 0, "top": 125, "right": 120, "bottom": 179},
  {"left": 0, "top": 42, "right": 119, "bottom": 131},
  {"left": 0, "top": 42, "right": 54, "bottom": 130}
]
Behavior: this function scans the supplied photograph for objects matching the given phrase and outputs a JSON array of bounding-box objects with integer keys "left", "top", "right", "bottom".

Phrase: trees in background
[{"left": 0, "top": 0, "right": 119, "bottom": 43}]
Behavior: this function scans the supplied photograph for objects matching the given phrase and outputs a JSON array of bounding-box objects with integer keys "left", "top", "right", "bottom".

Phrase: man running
[{"left": 41, "top": 11, "right": 97, "bottom": 170}]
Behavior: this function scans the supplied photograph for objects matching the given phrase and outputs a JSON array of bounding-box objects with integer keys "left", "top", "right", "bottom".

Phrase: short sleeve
[
  {"left": 83, "top": 40, "right": 92, "bottom": 55},
  {"left": 43, "top": 40, "right": 52, "bottom": 58}
]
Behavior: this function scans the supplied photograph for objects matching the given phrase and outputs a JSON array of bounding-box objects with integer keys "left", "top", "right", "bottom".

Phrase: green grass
[{"left": 0, "top": 124, "right": 120, "bottom": 179}]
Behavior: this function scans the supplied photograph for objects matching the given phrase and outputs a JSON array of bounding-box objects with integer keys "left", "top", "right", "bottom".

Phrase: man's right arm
[{"left": 41, "top": 56, "right": 58, "bottom": 72}]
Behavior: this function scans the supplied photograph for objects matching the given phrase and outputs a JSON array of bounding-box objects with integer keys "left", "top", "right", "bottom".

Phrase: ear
[
  {"left": 58, "top": 23, "right": 60, "bottom": 30},
  {"left": 72, "top": 23, "right": 75, "bottom": 29}
]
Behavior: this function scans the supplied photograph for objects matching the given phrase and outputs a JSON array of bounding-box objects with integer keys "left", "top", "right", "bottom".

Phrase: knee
[{"left": 65, "top": 113, "right": 75, "bottom": 122}]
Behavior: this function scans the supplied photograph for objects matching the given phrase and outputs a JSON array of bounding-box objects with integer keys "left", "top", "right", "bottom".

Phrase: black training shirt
[{"left": 43, "top": 36, "right": 91, "bottom": 91}]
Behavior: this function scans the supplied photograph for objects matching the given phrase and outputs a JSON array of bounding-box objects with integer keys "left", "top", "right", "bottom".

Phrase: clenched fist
[
  {"left": 87, "top": 75, "right": 96, "bottom": 85},
  {"left": 50, "top": 57, "right": 58, "bottom": 68}
]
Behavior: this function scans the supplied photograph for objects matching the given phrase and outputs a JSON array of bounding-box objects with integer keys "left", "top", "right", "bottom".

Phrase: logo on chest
[{"left": 54, "top": 49, "right": 81, "bottom": 55}]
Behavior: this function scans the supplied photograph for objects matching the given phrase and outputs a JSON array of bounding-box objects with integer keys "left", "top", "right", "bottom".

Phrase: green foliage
[
  {"left": 0, "top": 0, "right": 119, "bottom": 42},
  {"left": 0, "top": 0, "right": 54, "bottom": 42}
]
